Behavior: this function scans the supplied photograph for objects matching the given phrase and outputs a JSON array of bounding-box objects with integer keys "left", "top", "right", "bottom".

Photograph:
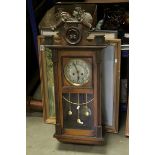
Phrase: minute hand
[{"left": 73, "top": 62, "right": 79, "bottom": 81}]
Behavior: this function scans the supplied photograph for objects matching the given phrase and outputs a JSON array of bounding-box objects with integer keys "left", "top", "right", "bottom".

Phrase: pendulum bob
[
  {"left": 68, "top": 110, "right": 72, "bottom": 115},
  {"left": 81, "top": 106, "right": 92, "bottom": 117},
  {"left": 76, "top": 105, "right": 84, "bottom": 125},
  {"left": 77, "top": 118, "right": 84, "bottom": 125}
]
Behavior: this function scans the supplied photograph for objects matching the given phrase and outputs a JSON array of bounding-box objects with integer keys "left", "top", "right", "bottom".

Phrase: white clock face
[{"left": 64, "top": 59, "right": 91, "bottom": 86}]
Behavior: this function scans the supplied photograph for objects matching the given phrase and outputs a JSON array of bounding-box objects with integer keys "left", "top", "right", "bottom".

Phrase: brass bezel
[{"left": 64, "top": 58, "right": 91, "bottom": 86}]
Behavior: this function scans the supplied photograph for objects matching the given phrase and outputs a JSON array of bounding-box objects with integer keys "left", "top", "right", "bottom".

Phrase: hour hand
[{"left": 77, "top": 75, "right": 80, "bottom": 81}]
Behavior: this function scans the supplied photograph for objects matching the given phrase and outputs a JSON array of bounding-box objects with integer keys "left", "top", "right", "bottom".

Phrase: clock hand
[
  {"left": 73, "top": 62, "right": 80, "bottom": 81},
  {"left": 73, "top": 62, "right": 78, "bottom": 72},
  {"left": 77, "top": 74, "right": 80, "bottom": 81}
]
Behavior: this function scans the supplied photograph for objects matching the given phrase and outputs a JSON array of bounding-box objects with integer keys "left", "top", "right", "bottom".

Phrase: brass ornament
[
  {"left": 68, "top": 93, "right": 72, "bottom": 116},
  {"left": 77, "top": 118, "right": 84, "bottom": 125},
  {"left": 84, "top": 93, "right": 91, "bottom": 117},
  {"left": 83, "top": 107, "right": 91, "bottom": 117},
  {"left": 77, "top": 93, "right": 84, "bottom": 125},
  {"left": 63, "top": 96, "right": 94, "bottom": 106},
  {"left": 85, "top": 111, "right": 90, "bottom": 117},
  {"left": 68, "top": 110, "right": 72, "bottom": 115},
  {"left": 81, "top": 94, "right": 92, "bottom": 117},
  {"left": 64, "top": 93, "right": 93, "bottom": 125}
]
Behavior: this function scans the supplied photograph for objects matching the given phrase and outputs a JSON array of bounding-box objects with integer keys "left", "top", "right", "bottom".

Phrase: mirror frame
[{"left": 103, "top": 39, "right": 121, "bottom": 133}]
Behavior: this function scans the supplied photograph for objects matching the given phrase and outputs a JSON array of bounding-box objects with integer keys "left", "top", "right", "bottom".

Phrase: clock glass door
[{"left": 60, "top": 55, "right": 96, "bottom": 136}]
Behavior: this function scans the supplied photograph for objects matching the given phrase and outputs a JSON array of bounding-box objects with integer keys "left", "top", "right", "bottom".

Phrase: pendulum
[
  {"left": 77, "top": 118, "right": 84, "bottom": 124},
  {"left": 68, "top": 93, "right": 72, "bottom": 116},
  {"left": 68, "top": 110, "right": 72, "bottom": 115},
  {"left": 84, "top": 93, "right": 91, "bottom": 117},
  {"left": 77, "top": 93, "right": 84, "bottom": 125},
  {"left": 84, "top": 106, "right": 91, "bottom": 116},
  {"left": 82, "top": 105, "right": 91, "bottom": 117},
  {"left": 85, "top": 111, "right": 90, "bottom": 117}
]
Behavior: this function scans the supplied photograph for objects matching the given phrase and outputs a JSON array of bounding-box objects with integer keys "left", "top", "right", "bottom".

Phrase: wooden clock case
[
  {"left": 54, "top": 47, "right": 104, "bottom": 145},
  {"left": 38, "top": 4, "right": 107, "bottom": 145}
]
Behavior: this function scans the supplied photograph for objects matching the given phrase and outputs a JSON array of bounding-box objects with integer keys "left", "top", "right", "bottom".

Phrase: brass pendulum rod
[
  {"left": 85, "top": 93, "right": 90, "bottom": 117},
  {"left": 77, "top": 93, "right": 83, "bottom": 124},
  {"left": 68, "top": 93, "right": 72, "bottom": 115}
]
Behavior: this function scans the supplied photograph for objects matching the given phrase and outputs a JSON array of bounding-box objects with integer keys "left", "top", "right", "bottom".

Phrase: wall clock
[{"left": 38, "top": 4, "right": 106, "bottom": 145}]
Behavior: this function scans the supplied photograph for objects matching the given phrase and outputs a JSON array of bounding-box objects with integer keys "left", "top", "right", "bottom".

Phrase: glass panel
[
  {"left": 45, "top": 48, "right": 55, "bottom": 117},
  {"left": 101, "top": 45, "right": 115, "bottom": 126},
  {"left": 63, "top": 93, "right": 94, "bottom": 130}
]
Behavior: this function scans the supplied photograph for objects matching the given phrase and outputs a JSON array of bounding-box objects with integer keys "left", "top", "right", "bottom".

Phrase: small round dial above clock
[
  {"left": 64, "top": 59, "right": 91, "bottom": 86},
  {"left": 65, "top": 27, "right": 81, "bottom": 45}
]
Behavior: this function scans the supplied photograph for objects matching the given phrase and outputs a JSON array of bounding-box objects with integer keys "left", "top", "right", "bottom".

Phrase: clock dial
[
  {"left": 65, "top": 27, "right": 81, "bottom": 45},
  {"left": 64, "top": 59, "right": 91, "bottom": 86}
]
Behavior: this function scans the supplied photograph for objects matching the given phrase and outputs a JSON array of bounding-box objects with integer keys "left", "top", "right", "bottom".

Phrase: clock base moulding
[{"left": 54, "top": 134, "right": 104, "bottom": 145}]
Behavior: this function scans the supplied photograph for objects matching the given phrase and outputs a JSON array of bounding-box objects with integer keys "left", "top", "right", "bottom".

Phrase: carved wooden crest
[{"left": 39, "top": 4, "right": 105, "bottom": 46}]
